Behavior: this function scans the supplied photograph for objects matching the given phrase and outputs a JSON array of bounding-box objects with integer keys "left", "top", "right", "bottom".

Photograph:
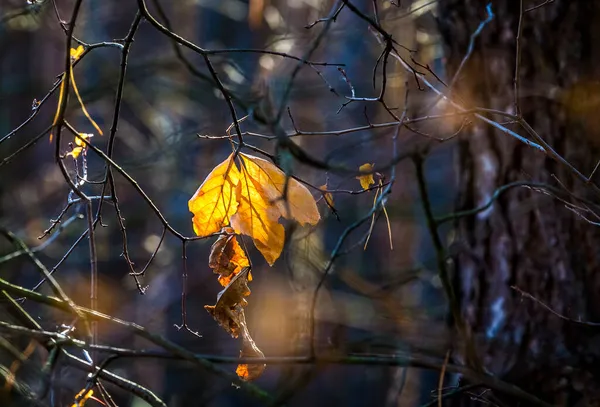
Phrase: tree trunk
[{"left": 437, "top": 1, "right": 600, "bottom": 405}]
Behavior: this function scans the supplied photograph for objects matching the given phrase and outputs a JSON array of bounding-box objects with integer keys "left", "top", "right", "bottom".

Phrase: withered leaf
[
  {"left": 357, "top": 163, "right": 375, "bottom": 190},
  {"left": 209, "top": 227, "right": 251, "bottom": 287},
  {"left": 204, "top": 266, "right": 266, "bottom": 381},
  {"left": 236, "top": 331, "right": 266, "bottom": 381},
  {"left": 204, "top": 267, "right": 252, "bottom": 338},
  {"left": 320, "top": 183, "right": 334, "bottom": 209}
]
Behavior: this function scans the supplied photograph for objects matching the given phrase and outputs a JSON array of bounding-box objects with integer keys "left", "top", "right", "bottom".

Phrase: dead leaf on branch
[
  {"left": 357, "top": 163, "right": 375, "bottom": 190},
  {"left": 320, "top": 183, "right": 334, "bottom": 209},
  {"left": 209, "top": 227, "right": 252, "bottom": 287},
  {"left": 236, "top": 330, "right": 266, "bottom": 381},
  {"left": 204, "top": 266, "right": 252, "bottom": 337},
  {"left": 191, "top": 151, "right": 321, "bottom": 381},
  {"left": 204, "top": 267, "right": 266, "bottom": 380}
]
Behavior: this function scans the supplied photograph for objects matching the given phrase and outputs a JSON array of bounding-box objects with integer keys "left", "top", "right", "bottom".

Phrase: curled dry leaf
[
  {"left": 236, "top": 332, "right": 266, "bottom": 381},
  {"left": 209, "top": 227, "right": 251, "bottom": 287},
  {"left": 357, "top": 163, "right": 375, "bottom": 190},
  {"left": 204, "top": 266, "right": 252, "bottom": 338},
  {"left": 204, "top": 266, "right": 266, "bottom": 381}
]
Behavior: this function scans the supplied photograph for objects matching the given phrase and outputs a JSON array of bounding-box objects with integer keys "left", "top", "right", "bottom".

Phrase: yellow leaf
[
  {"left": 67, "top": 146, "right": 84, "bottom": 159},
  {"left": 190, "top": 152, "right": 320, "bottom": 265},
  {"left": 239, "top": 153, "right": 320, "bottom": 225},
  {"left": 70, "top": 45, "right": 85, "bottom": 62},
  {"left": 357, "top": 163, "right": 375, "bottom": 190},
  {"left": 209, "top": 228, "right": 251, "bottom": 287},
  {"left": 189, "top": 154, "right": 240, "bottom": 237},
  {"left": 75, "top": 133, "right": 92, "bottom": 147},
  {"left": 231, "top": 162, "right": 285, "bottom": 265}
]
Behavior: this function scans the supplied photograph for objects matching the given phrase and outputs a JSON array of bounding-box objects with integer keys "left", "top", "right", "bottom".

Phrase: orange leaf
[
  {"left": 190, "top": 152, "right": 320, "bottom": 266},
  {"left": 231, "top": 160, "right": 285, "bottom": 265},
  {"left": 357, "top": 163, "right": 375, "bottom": 190},
  {"left": 239, "top": 153, "right": 320, "bottom": 225},
  {"left": 189, "top": 154, "right": 240, "bottom": 237}
]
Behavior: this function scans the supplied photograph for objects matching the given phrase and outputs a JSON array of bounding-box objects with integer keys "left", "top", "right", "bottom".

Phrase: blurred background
[{"left": 0, "top": 1, "right": 461, "bottom": 406}]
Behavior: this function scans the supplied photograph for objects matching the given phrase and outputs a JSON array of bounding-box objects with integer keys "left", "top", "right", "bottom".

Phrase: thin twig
[
  {"left": 512, "top": 286, "right": 600, "bottom": 327},
  {"left": 514, "top": 0, "right": 524, "bottom": 116}
]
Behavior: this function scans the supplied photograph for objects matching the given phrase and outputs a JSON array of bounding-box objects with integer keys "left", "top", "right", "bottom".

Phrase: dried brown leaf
[{"left": 209, "top": 228, "right": 251, "bottom": 287}]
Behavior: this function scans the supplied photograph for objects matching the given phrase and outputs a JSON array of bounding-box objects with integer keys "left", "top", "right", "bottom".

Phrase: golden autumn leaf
[
  {"left": 189, "top": 154, "right": 240, "bottom": 237},
  {"left": 75, "top": 133, "right": 92, "bottom": 147},
  {"left": 231, "top": 162, "right": 285, "bottom": 266},
  {"left": 357, "top": 163, "right": 375, "bottom": 190},
  {"left": 66, "top": 133, "right": 93, "bottom": 159},
  {"left": 209, "top": 228, "right": 251, "bottom": 287},
  {"left": 70, "top": 45, "right": 85, "bottom": 62},
  {"left": 238, "top": 153, "right": 320, "bottom": 225},
  {"left": 190, "top": 152, "right": 320, "bottom": 265},
  {"left": 67, "top": 146, "right": 84, "bottom": 159}
]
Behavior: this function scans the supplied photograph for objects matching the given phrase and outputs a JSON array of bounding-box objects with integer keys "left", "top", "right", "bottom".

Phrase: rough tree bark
[{"left": 437, "top": 1, "right": 600, "bottom": 405}]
